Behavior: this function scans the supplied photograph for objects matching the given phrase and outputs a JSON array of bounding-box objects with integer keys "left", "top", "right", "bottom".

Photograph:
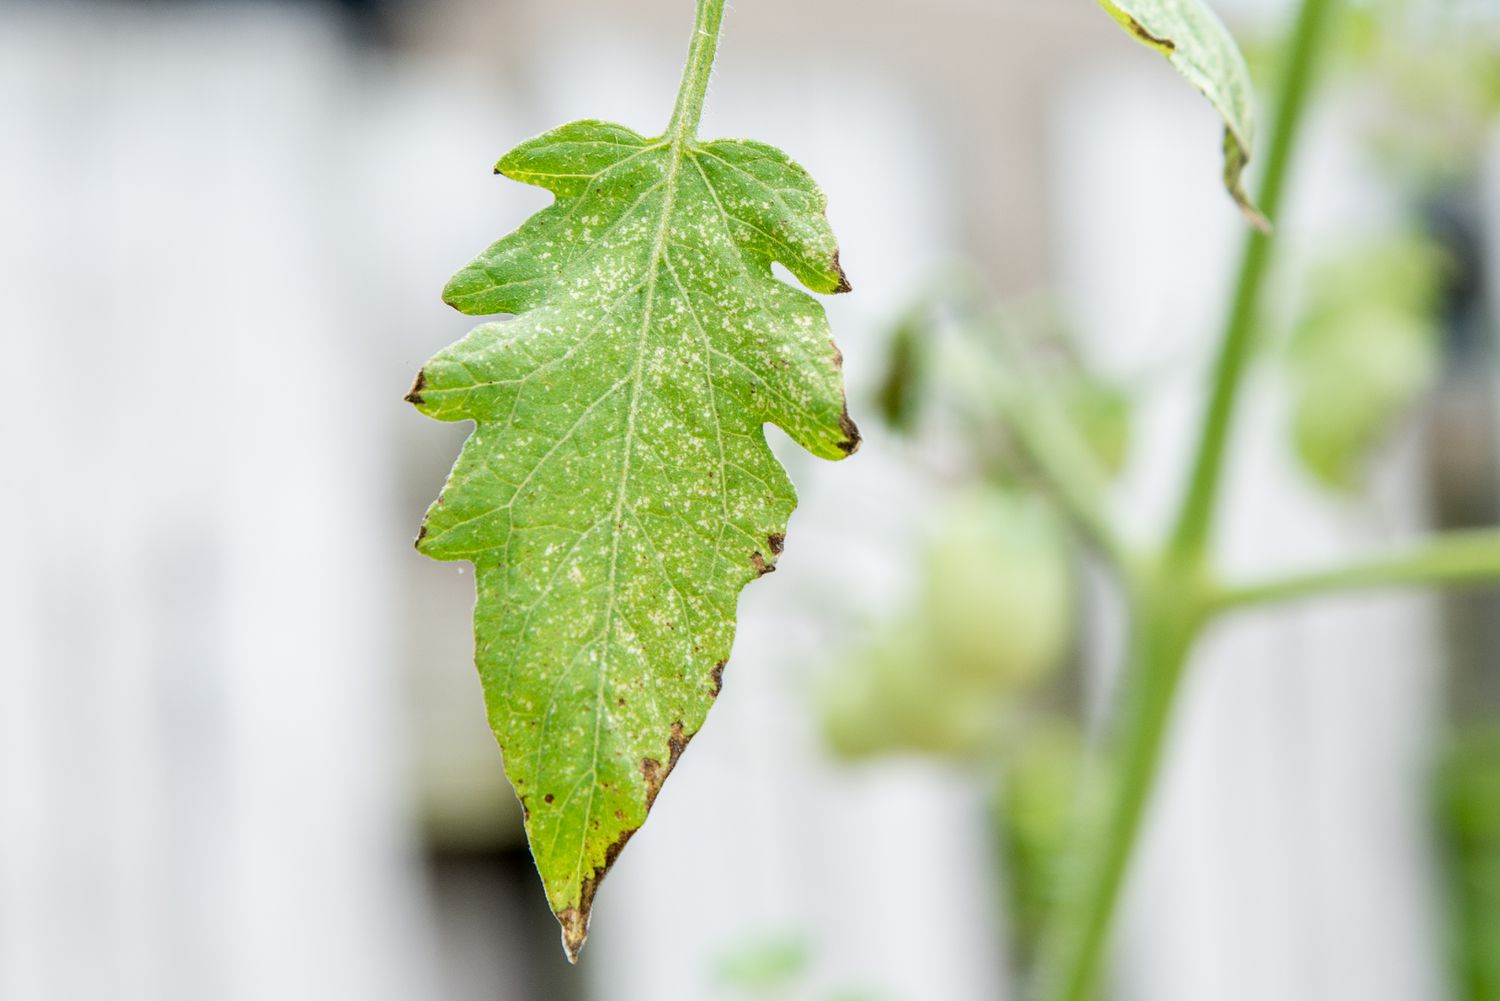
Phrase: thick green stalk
[
  {"left": 1169, "top": 0, "right": 1339, "bottom": 562},
  {"left": 1217, "top": 529, "right": 1500, "bottom": 609},
  {"left": 1043, "top": 1, "right": 1340, "bottom": 998},
  {"left": 667, "top": 0, "right": 726, "bottom": 141}
]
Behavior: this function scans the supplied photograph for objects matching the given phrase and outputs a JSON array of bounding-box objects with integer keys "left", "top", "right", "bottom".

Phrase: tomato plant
[{"left": 409, "top": 0, "right": 1500, "bottom": 996}]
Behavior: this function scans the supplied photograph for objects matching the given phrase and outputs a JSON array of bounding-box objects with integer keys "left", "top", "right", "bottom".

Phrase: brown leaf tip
[
  {"left": 831, "top": 251, "right": 852, "bottom": 294},
  {"left": 558, "top": 907, "right": 589, "bottom": 964},
  {"left": 404, "top": 369, "right": 428, "bottom": 405},
  {"left": 837, "top": 406, "right": 862, "bottom": 456}
]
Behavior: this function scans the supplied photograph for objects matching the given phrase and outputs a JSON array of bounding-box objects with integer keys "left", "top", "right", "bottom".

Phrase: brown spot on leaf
[
  {"left": 640, "top": 721, "right": 693, "bottom": 809},
  {"left": 749, "top": 551, "right": 774, "bottom": 577},
  {"left": 767, "top": 532, "right": 784, "bottom": 556},
  {"left": 544, "top": 793, "right": 554, "bottom": 805},
  {"left": 1124, "top": 16, "right": 1175, "bottom": 50},
  {"left": 415, "top": 525, "right": 428, "bottom": 547},
  {"left": 710, "top": 660, "right": 726, "bottom": 698},
  {"left": 404, "top": 369, "right": 428, "bottom": 405}
]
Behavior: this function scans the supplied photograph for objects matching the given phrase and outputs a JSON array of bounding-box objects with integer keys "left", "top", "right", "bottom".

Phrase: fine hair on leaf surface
[{"left": 406, "top": 0, "right": 856, "bottom": 962}]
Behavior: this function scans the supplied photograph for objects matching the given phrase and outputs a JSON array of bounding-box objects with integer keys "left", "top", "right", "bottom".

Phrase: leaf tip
[
  {"left": 832, "top": 251, "right": 852, "bottom": 294},
  {"left": 404, "top": 369, "right": 428, "bottom": 406},
  {"left": 557, "top": 908, "right": 589, "bottom": 964},
  {"left": 837, "top": 406, "right": 862, "bottom": 456}
]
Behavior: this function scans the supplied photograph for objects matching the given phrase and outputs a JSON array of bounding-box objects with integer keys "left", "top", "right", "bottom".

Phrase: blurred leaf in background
[
  {"left": 874, "top": 269, "right": 1134, "bottom": 485},
  {"left": 996, "top": 720, "right": 1090, "bottom": 969},
  {"left": 1339, "top": 0, "right": 1500, "bottom": 187},
  {"left": 716, "top": 931, "right": 812, "bottom": 998},
  {"left": 876, "top": 307, "right": 928, "bottom": 437},
  {"left": 1285, "top": 231, "right": 1449, "bottom": 491},
  {"left": 714, "top": 930, "right": 895, "bottom": 1001}
]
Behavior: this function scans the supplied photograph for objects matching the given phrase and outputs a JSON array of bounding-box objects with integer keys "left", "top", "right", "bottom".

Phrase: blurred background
[{"left": 3, "top": 0, "right": 1499, "bottom": 999}]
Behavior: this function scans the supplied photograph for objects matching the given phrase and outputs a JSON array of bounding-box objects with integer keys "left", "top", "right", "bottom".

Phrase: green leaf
[
  {"left": 407, "top": 0, "right": 856, "bottom": 961},
  {"left": 1286, "top": 233, "right": 1445, "bottom": 491},
  {"left": 1098, "top": 0, "right": 1266, "bottom": 229}
]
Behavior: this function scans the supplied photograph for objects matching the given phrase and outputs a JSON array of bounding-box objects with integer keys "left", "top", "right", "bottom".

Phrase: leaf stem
[
  {"left": 1215, "top": 529, "right": 1500, "bottom": 610},
  {"left": 668, "top": 0, "right": 727, "bottom": 142},
  {"left": 950, "top": 320, "right": 1132, "bottom": 570},
  {"left": 1167, "top": 0, "right": 1338, "bottom": 563},
  {"left": 994, "top": 373, "right": 1133, "bottom": 571}
]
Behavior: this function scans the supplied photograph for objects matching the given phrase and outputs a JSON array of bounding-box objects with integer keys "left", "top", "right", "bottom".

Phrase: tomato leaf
[
  {"left": 1099, "top": 0, "right": 1267, "bottom": 229},
  {"left": 408, "top": 3, "right": 856, "bottom": 961},
  {"left": 1286, "top": 232, "right": 1445, "bottom": 490}
]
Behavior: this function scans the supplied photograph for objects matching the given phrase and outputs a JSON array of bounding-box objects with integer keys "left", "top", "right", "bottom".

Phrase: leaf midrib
[{"left": 569, "top": 130, "right": 697, "bottom": 888}]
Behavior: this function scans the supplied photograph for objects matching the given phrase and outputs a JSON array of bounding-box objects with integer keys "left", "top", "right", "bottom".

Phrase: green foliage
[
  {"left": 1097, "top": 0, "right": 1265, "bottom": 227},
  {"left": 1285, "top": 232, "right": 1447, "bottom": 490},
  {"left": 871, "top": 276, "right": 1134, "bottom": 485},
  {"left": 1050, "top": 368, "right": 1133, "bottom": 480},
  {"left": 875, "top": 310, "right": 925, "bottom": 435},
  {"left": 716, "top": 932, "right": 812, "bottom": 995},
  {"left": 408, "top": 0, "right": 855, "bottom": 958},
  {"left": 1438, "top": 726, "right": 1500, "bottom": 1001},
  {"left": 714, "top": 931, "right": 894, "bottom": 1001},
  {"left": 998, "top": 721, "right": 1089, "bottom": 968},
  {"left": 1338, "top": 0, "right": 1500, "bottom": 185},
  {"left": 821, "top": 490, "right": 1073, "bottom": 761}
]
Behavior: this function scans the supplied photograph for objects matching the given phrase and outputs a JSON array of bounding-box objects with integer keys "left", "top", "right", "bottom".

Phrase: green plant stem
[
  {"left": 998, "top": 387, "right": 1132, "bottom": 571},
  {"left": 1216, "top": 529, "right": 1500, "bottom": 609},
  {"left": 957, "top": 328, "right": 1131, "bottom": 569},
  {"left": 1043, "top": 2, "right": 1340, "bottom": 999},
  {"left": 1168, "top": 0, "right": 1339, "bottom": 563},
  {"left": 667, "top": 0, "right": 726, "bottom": 141}
]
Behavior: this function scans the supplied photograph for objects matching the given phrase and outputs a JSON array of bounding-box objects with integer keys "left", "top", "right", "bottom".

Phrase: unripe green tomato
[
  {"left": 919, "top": 490, "right": 1074, "bottom": 693},
  {"left": 822, "top": 620, "right": 998, "bottom": 759},
  {"left": 820, "top": 489, "right": 1075, "bottom": 762}
]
